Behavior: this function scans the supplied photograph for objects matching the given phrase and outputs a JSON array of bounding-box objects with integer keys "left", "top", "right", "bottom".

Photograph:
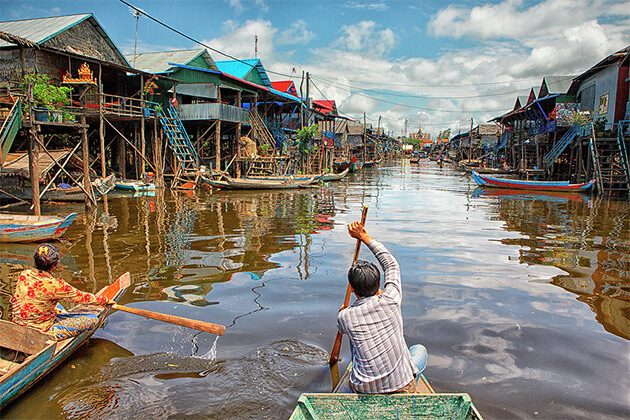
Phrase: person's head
[
  {"left": 33, "top": 243, "right": 60, "bottom": 272},
  {"left": 348, "top": 260, "right": 380, "bottom": 297}
]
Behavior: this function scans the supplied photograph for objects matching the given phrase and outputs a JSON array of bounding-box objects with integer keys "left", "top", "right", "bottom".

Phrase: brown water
[{"left": 1, "top": 160, "right": 629, "bottom": 419}]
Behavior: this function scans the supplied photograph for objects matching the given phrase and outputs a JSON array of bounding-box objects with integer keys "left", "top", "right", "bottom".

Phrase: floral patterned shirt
[{"left": 11, "top": 269, "right": 107, "bottom": 331}]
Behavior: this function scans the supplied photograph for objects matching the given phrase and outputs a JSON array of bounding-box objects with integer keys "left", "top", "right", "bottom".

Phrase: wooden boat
[
  {"left": 114, "top": 180, "right": 156, "bottom": 192},
  {"left": 0, "top": 175, "right": 116, "bottom": 203},
  {"left": 200, "top": 175, "right": 316, "bottom": 190},
  {"left": 290, "top": 363, "right": 483, "bottom": 419},
  {"left": 320, "top": 168, "right": 349, "bottom": 182},
  {"left": 0, "top": 213, "right": 77, "bottom": 243},
  {"left": 334, "top": 160, "right": 363, "bottom": 173},
  {"left": 410, "top": 157, "right": 420, "bottom": 164},
  {"left": 472, "top": 187, "right": 589, "bottom": 204},
  {"left": 244, "top": 174, "right": 320, "bottom": 184},
  {"left": 471, "top": 170, "right": 595, "bottom": 192},
  {"left": 0, "top": 272, "right": 130, "bottom": 409}
]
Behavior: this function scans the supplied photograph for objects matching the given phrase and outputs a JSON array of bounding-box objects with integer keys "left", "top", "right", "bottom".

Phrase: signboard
[{"left": 598, "top": 93, "right": 609, "bottom": 115}]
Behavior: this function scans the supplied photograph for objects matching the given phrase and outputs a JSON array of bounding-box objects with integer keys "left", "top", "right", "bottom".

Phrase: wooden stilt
[
  {"left": 28, "top": 131, "right": 41, "bottom": 216},
  {"left": 140, "top": 75, "right": 146, "bottom": 176},
  {"left": 215, "top": 88, "right": 222, "bottom": 171},
  {"left": 153, "top": 117, "right": 164, "bottom": 188},
  {"left": 81, "top": 114, "right": 93, "bottom": 210},
  {"left": 235, "top": 91, "right": 242, "bottom": 178},
  {"left": 118, "top": 128, "right": 126, "bottom": 180},
  {"left": 98, "top": 63, "right": 106, "bottom": 178}
]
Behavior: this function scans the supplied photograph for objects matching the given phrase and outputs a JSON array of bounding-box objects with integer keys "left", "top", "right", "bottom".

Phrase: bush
[{"left": 22, "top": 73, "right": 72, "bottom": 110}]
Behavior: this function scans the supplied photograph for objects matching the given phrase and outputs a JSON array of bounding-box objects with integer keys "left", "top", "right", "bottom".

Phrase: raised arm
[
  {"left": 49, "top": 277, "right": 110, "bottom": 306},
  {"left": 366, "top": 240, "right": 402, "bottom": 304},
  {"left": 347, "top": 222, "right": 402, "bottom": 304}
]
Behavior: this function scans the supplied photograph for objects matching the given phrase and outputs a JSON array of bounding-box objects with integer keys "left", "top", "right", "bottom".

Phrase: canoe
[
  {"left": 363, "top": 160, "right": 375, "bottom": 167},
  {"left": 114, "top": 180, "right": 156, "bottom": 192},
  {"left": 0, "top": 272, "right": 130, "bottom": 409},
  {"left": 244, "top": 175, "right": 320, "bottom": 184},
  {"left": 471, "top": 170, "right": 595, "bottom": 192},
  {"left": 334, "top": 160, "right": 363, "bottom": 173},
  {"left": 290, "top": 363, "right": 483, "bottom": 419},
  {"left": 320, "top": 168, "right": 349, "bottom": 182},
  {"left": 200, "top": 175, "right": 316, "bottom": 190},
  {"left": 0, "top": 213, "right": 77, "bottom": 243},
  {"left": 472, "top": 187, "right": 589, "bottom": 204},
  {"left": 0, "top": 175, "right": 116, "bottom": 203}
]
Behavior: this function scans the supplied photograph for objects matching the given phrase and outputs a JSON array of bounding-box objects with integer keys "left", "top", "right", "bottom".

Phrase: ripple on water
[{"left": 53, "top": 340, "right": 328, "bottom": 419}]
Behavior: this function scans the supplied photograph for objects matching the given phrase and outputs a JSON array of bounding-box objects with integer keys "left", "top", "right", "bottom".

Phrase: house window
[{"left": 579, "top": 83, "right": 596, "bottom": 111}]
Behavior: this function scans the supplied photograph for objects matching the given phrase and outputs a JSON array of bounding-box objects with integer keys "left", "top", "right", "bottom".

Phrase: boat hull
[
  {"left": 0, "top": 213, "right": 77, "bottom": 243},
  {"left": 115, "top": 180, "right": 156, "bottom": 192},
  {"left": 471, "top": 170, "right": 595, "bottom": 192},
  {"left": 200, "top": 176, "right": 315, "bottom": 190},
  {"left": 0, "top": 273, "right": 130, "bottom": 409},
  {"left": 320, "top": 168, "right": 349, "bottom": 182}
]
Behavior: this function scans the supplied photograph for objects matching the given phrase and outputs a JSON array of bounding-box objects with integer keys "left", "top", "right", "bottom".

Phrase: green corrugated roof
[
  {"left": 128, "top": 49, "right": 216, "bottom": 74},
  {"left": 0, "top": 14, "right": 91, "bottom": 48}
]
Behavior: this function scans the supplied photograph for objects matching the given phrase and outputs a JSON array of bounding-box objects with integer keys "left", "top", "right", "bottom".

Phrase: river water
[{"left": 1, "top": 160, "right": 628, "bottom": 419}]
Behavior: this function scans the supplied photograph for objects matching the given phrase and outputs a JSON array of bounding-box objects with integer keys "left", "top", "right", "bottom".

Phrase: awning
[{"left": 169, "top": 83, "right": 218, "bottom": 99}]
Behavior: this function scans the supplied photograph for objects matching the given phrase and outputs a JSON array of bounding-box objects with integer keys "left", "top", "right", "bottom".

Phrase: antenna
[
  {"left": 130, "top": 8, "right": 142, "bottom": 68},
  {"left": 254, "top": 34, "right": 258, "bottom": 58}
]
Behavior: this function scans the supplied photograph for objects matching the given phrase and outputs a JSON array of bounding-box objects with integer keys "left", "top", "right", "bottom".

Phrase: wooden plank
[{"left": 0, "top": 320, "right": 50, "bottom": 355}]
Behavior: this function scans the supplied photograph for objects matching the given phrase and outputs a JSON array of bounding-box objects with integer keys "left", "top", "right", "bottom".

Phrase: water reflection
[{"left": 474, "top": 191, "right": 630, "bottom": 340}]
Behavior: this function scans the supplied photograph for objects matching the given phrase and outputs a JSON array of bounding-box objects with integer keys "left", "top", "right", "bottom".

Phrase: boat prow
[
  {"left": 291, "top": 363, "right": 483, "bottom": 419},
  {"left": 0, "top": 272, "right": 130, "bottom": 409},
  {"left": 0, "top": 213, "right": 78, "bottom": 243}
]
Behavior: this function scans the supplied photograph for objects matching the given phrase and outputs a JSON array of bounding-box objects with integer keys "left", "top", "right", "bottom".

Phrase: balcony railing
[{"left": 178, "top": 103, "right": 249, "bottom": 124}]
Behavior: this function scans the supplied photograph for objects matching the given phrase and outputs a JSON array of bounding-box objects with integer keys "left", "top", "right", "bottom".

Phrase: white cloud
[
  {"left": 198, "top": 1, "right": 629, "bottom": 137},
  {"left": 203, "top": 19, "right": 278, "bottom": 60},
  {"left": 226, "top": 0, "right": 244, "bottom": 14},
  {"left": 345, "top": 1, "right": 389, "bottom": 11},
  {"left": 335, "top": 21, "right": 397, "bottom": 56},
  {"left": 278, "top": 20, "right": 314, "bottom": 46},
  {"left": 254, "top": 0, "right": 269, "bottom": 13}
]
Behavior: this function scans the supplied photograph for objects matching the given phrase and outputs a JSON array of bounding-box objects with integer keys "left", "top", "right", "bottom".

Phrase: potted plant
[
  {"left": 296, "top": 124, "right": 319, "bottom": 155},
  {"left": 22, "top": 73, "right": 72, "bottom": 122},
  {"left": 594, "top": 116, "right": 607, "bottom": 137}
]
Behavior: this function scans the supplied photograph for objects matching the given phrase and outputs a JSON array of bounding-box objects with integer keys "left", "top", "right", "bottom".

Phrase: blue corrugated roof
[{"left": 215, "top": 58, "right": 271, "bottom": 87}]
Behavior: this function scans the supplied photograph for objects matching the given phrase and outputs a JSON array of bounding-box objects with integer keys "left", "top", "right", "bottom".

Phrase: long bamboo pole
[{"left": 329, "top": 206, "right": 368, "bottom": 365}]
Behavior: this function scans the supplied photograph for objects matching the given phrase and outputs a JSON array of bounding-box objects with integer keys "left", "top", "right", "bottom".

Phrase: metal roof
[
  {"left": 0, "top": 13, "right": 130, "bottom": 67},
  {"left": 128, "top": 49, "right": 213, "bottom": 74},
  {"left": 0, "top": 14, "right": 91, "bottom": 48},
  {"left": 540, "top": 76, "right": 575, "bottom": 96},
  {"left": 215, "top": 58, "right": 272, "bottom": 87},
  {"left": 271, "top": 80, "right": 297, "bottom": 96}
]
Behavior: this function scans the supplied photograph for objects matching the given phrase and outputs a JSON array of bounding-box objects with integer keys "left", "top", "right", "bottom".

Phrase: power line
[
  {"left": 119, "top": 0, "right": 296, "bottom": 79},
  {"left": 311, "top": 75, "right": 536, "bottom": 100}
]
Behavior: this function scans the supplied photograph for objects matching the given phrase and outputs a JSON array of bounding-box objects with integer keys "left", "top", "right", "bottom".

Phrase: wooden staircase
[
  {"left": 590, "top": 125, "right": 630, "bottom": 197},
  {"left": 0, "top": 98, "right": 22, "bottom": 164},
  {"left": 248, "top": 109, "right": 276, "bottom": 154}
]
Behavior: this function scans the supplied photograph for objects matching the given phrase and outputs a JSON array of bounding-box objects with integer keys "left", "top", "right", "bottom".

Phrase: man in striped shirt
[{"left": 337, "top": 221, "right": 428, "bottom": 393}]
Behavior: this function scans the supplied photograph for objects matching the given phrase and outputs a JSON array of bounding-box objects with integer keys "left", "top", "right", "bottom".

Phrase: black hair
[
  {"left": 33, "top": 243, "right": 60, "bottom": 271},
  {"left": 348, "top": 260, "right": 380, "bottom": 297}
]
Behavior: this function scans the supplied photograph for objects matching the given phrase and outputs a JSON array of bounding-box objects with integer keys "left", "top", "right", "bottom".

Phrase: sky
[{"left": 1, "top": 0, "right": 629, "bottom": 136}]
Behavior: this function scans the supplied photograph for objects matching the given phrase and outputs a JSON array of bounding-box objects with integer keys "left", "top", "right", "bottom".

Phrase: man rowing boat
[
  {"left": 11, "top": 243, "right": 115, "bottom": 341},
  {"left": 337, "top": 221, "right": 428, "bottom": 393}
]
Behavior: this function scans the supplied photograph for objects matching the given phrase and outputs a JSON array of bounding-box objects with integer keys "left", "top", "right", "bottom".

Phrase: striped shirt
[{"left": 337, "top": 240, "right": 417, "bottom": 393}]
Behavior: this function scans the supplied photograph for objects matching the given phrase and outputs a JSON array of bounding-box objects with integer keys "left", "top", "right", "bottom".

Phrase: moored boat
[
  {"left": 114, "top": 180, "right": 156, "bottom": 192},
  {"left": 290, "top": 363, "right": 483, "bottom": 419},
  {"left": 0, "top": 213, "right": 77, "bottom": 243},
  {"left": 320, "top": 168, "right": 349, "bottom": 182},
  {"left": 471, "top": 170, "right": 595, "bottom": 192},
  {"left": 244, "top": 174, "right": 320, "bottom": 184},
  {"left": 200, "top": 175, "right": 316, "bottom": 190},
  {"left": 0, "top": 272, "right": 130, "bottom": 409}
]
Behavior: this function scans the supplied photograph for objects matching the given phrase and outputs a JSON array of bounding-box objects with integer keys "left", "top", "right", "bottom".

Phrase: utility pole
[
  {"left": 299, "top": 70, "right": 305, "bottom": 129},
  {"left": 469, "top": 117, "right": 473, "bottom": 164},
  {"left": 305, "top": 72, "right": 310, "bottom": 126},
  {"left": 132, "top": 9, "right": 140, "bottom": 68},
  {"left": 403, "top": 118, "right": 408, "bottom": 138}
]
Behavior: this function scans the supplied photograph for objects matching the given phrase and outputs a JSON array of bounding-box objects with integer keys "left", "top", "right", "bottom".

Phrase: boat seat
[{"left": 0, "top": 320, "right": 51, "bottom": 355}]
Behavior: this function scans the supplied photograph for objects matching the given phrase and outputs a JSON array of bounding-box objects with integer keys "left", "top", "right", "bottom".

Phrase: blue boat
[
  {"left": 0, "top": 272, "right": 130, "bottom": 409},
  {"left": 114, "top": 180, "right": 156, "bottom": 192},
  {"left": 471, "top": 170, "right": 595, "bottom": 192},
  {"left": 0, "top": 213, "right": 77, "bottom": 243}
]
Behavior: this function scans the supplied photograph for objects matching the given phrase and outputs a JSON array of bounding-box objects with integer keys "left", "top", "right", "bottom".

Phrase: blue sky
[{"left": 1, "top": 0, "right": 629, "bottom": 135}]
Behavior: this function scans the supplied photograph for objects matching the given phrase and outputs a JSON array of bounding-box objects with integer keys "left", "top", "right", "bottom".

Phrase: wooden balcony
[{"left": 178, "top": 103, "right": 248, "bottom": 124}]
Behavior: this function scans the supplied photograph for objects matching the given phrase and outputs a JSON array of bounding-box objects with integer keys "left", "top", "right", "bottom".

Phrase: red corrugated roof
[
  {"left": 313, "top": 99, "right": 336, "bottom": 114},
  {"left": 271, "top": 80, "right": 297, "bottom": 96}
]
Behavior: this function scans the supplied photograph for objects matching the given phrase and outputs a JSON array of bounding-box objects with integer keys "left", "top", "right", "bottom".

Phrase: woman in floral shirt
[{"left": 11, "top": 243, "right": 114, "bottom": 341}]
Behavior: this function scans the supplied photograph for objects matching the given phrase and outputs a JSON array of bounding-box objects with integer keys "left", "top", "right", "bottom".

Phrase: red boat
[{"left": 471, "top": 171, "right": 595, "bottom": 192}]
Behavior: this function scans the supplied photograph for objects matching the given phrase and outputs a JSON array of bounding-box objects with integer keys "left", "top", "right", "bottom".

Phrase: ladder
[
  {"left": 157, "top": 103, "right": 199, "bottom": 186},
  {"left": 0, "top": 98, "right": 22, "bottom": 164},
  {"left": 248, "top": 109, "right": 276, "bottom": 154},
  {"left": 543, "top": 124, "right": 581, "bottom": 170},
  {"left": 590, "top": 122, "right": 630, "bottom": 197}
]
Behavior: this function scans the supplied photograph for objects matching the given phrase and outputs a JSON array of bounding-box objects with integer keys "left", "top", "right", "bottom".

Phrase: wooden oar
[
  {"left": 112, "top": 304, "right": 225, "bottom": 336},
  {"left": 329, "top": 205, "right": 368, "bottom": 365}
]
